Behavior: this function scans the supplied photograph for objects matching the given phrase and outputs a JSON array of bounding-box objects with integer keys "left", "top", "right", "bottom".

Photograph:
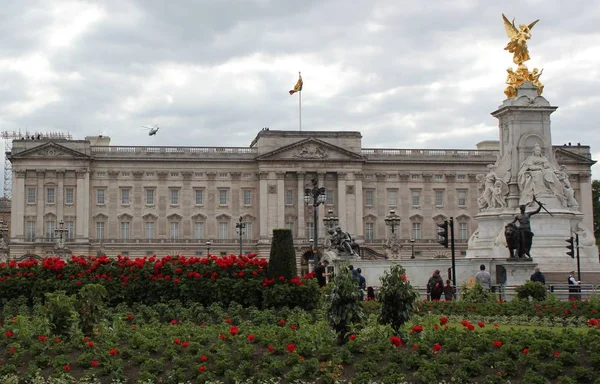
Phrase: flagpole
[{"left": 299, "top": 71, "right": 302, "bottom": 131}]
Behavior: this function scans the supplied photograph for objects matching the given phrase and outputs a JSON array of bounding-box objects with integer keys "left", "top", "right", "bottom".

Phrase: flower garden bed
[
  {"left": 1, "top": 300, "right": 600, "bottom": 383},
  {"left": 0, "top": 255, "right": 319, "bottom": 309}
]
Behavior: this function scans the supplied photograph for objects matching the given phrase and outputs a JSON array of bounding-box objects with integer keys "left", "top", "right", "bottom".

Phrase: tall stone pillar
[
  {"left": 258, "top": 171, "right": 269, "bottom": 239},
  {"left": 57, "top": 170, "right": 65, "bottom": 221},
  {"left": 75, "top": 169, "right": 90, "bottom": 242},
  {"left": 337, "top": 172, "right": 347, "bottom": 230},
  {"left": 11, "top": 170, "right": 26, "bottom": 240},
  {"left": 296, "top": 172, "right": 305, "bottom": 239},
  {"left": 354, "top": 172, "right": 364, "bottom": 240},
  {"left": 35, "top": 170, "right": 45, "bottom": 239},
  {"left": 276, "top": 172, "right": 285, "bottom": 228}
]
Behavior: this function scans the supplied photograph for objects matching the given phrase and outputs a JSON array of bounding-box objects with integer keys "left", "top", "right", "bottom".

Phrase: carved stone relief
[
  {"left": 293, "top": 144, "right": 328, "bottom": 159},
  {"left": 268, "top": 184, "right": 277, "bottom": 194}
]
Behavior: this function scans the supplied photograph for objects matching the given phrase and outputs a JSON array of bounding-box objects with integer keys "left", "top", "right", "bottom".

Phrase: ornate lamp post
[
  {"left": 206, "top": 240, "right": 212, "bottom": 255},
  {"left": 54, "top": 220, "right": 69, "bottom": 258},
  {"left": 323, "top": 209, "right": 339, "bottom": 230},
  {"left": 235, "top": 216, "right": 246, "bottom": 256},
  {"left": 410, "top": 238, "right": 416, "bottom": 259},
  {"left": 304, "top": 178, "right": 326, "bottom": 264},
  {"left": 384, "top": 210, "right": 401, "bottom": 234}
]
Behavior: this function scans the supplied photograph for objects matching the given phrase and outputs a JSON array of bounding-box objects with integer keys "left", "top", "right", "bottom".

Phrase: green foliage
[
  {"left": 262, "top": 277, "right": 320, "bottom": 310},
  {"left": 460, "top": 281, "right": 495, "bottom": 303},
  {"left": 76, "top": 284, "right": 107, "bottom": 335},
  {"left": 516, "top": 281, "right": 548, "bottom": 301},
  {"left": 43, "top": 291, "right": 79, "bottom": 335},
  {"left": 267, "top": 229, "right": 297, "bottom": 279},
  {"left": 324, "top": 265, "right": 365, "bottom": 344},
  {"left": 378, "top": 264, "right": 418, "bottom": 335}
]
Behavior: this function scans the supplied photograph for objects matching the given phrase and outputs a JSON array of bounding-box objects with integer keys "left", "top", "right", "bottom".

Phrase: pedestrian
[
  {"left": 357, "top": 268, "right": 366, "bottom": 300},
  {"left": 475, "top": 264, "right": 491, "bottom": 290},
  {"left": 443, "top": 279, "right": 454, "bottom": 301},
  {"left": 530, "top": 267, "right": 546, "bottom": 284},
  {"left": 314, "top": 259, "right": 330, "bottom": 288},
  {"left": 366, "top": 286, "right": 376, "bottom": 301},
  {"left": 427, "top": 270, "right": 444, "bottom": 301},
  {"left": 568, "top": 271, "right": 581, "bottom": 301}
]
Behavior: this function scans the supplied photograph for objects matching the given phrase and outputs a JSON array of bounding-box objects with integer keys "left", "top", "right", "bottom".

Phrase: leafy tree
[
  {"left": 77, "top": 284, "right": 108, "bottom": 335},
  {"left": 267, "top": 229, "right": 297, "bottom": 279},
  {"left": 324, "top": 264, "right": 365, "bottom": 344},
  {"left": 378, "top": 264, "right": 418, "bottom": 335},
  {"left": 592, "top": 180, "right": 600, "bottom": 243}
]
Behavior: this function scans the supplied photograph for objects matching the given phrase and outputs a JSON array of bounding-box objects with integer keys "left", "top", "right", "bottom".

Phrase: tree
[
  {"left": 267, "top": 229, "right": 297, "bottom": 279},
  {"left": 324, "top": 264, "right": 364, "bottom": 344},
  {"left": 593, "top": 180, "right": 600, "bottom": 243},
  {"left": 378, "top": 264, "right": 419, "bottom": 336}
]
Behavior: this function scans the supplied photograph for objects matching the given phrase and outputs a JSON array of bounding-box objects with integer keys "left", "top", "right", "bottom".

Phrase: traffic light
[
  {"left": 565, "top": 237, "right": 575, "bottom": 259},
  {"left": 437, "top": 220, "right": 449, "bottom": 248}
]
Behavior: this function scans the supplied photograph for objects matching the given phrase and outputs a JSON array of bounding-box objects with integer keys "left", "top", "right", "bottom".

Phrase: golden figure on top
[
  {"left": 502, "top": 14, "right": 544, "bottom": 98},
  {"left": 502, "top": 14, "right": 539, "bottom": 65}
]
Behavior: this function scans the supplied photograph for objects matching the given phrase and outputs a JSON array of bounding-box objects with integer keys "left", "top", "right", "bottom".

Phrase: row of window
[
  {"left": 94, "top": 221, "right": 254, "bottom": 241},
  {"left": 26, "top": 187, "right": 75, "bottom": 205},
  {"left": 25, "top": 218, "right": 469, "bottom": 242},
  {"left": 25, "top": 220, "right": 75, "bottom": 241},
  {"left": 365, "top": 189, "right": 468, "bottom": 208},
  {"left": 26, "top": 186, "right": 469, "bottom": 209}
]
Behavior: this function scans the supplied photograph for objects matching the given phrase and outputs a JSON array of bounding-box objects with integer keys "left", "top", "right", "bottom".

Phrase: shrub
[
  {"left": 76, "top": 284, "right": 108, "bottom": 335},
  {"left": 515, "top": 281, "right": 548, "bottom": 301},
  {"left": 267, "top": 229, "right": 297, "bottom": 279},
  {"left": 324, "top": 264, "right": 365, "bottom": 344},
  {"left": 378, "top": 264, "right": 418, "bottom": 335},
  {"left": 43, "top": 291, "right": 79, "bottom": 335},
  {"left": 460, "top": 281, "right": 495, "bottom": 303}
]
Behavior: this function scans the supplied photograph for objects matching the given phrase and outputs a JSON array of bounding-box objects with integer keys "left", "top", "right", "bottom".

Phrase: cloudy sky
[{"left": 1, "top": 0, "right": 599, "bottom": 180}]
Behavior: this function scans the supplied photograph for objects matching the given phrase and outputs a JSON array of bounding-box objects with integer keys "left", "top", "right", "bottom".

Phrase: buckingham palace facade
[{"left": 6, "top": 129, "right": 595, "bottom": 267}]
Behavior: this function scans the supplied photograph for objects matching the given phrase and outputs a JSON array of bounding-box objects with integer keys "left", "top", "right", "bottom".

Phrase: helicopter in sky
[{"left": 141, "top": 124, "right": 160, "bottom": 136}]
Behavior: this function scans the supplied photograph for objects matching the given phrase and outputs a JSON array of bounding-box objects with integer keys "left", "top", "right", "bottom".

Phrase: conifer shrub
[{"left": 267, "top": 229, "right": 297, "bottom": 279}]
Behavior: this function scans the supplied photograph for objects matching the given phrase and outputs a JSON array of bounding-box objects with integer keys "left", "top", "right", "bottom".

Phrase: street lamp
[
  {"left": 206, "top": 240, "right": 212, "bottom": 255},
  {"left": 323, "top": 209, "right": 339, "bottom": 230},
  {"left": 384, "top": 210, "right": 401, "bottom": 234},
  {"left": 235, "top": 216, "right": 246, "bottom": 256},
  {"left": 0, "top": 221, "right": 9, "bottom": 261},
  {"left": 410, "top": 238, "right": 416, "bottom": 259},
  {"left": 54, "top": 220, "right": 68, "bottom": 248},
  {"left": 304, "top": 178, "right": 326, "bottom": 264}
]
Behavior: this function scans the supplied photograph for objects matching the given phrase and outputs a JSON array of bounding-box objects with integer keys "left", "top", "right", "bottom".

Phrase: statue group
[{"left": 327, "top": 226, "right": 360, "bottom": 257}]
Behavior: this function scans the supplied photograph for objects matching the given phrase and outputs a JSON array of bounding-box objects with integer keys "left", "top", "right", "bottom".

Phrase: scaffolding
[{"left": 1, "top": 130, "right": 73, "bottom": 202}]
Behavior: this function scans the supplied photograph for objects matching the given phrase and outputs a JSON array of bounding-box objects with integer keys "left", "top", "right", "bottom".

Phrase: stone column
[
  {"left": 579, "top": 173, "right": 593, "bottom": 230},
  {"left": 375, "top": 172, "right": 387, "bottom": 238},
  {"left": 296, "top": 172, "right": 305, "bottom": 239},
  {"left": 317, "top": 172, "right": 326, "bottom": 245},
  {"left": 337, "top": 172, "right": 347, "bottom": 230},
  {"left": 354, "top": 172, "right": 364, "bottom": 240},
  {"left": 276, "top": 172, "right": 286, "bottom": 228},
  {"left": 11, "top": 170, "right": 26, "bottom": 240},
  {"left": 75, "top": 169, "right": 90, "bottom": 242},
  {"left": 258, "top": 171, "right": 269, "bottom": 239},
  {"left": 36, "top": 170, "right": 45, "bottom": 239},
  {"left": 56, "top": 170, "right": 65, "bottom": 222},
  {"left": 182, "top": 172, "right": 193, "bottom": 238},
  {"left": 157, "top": 171, "right": 169, "bottom": 238}
]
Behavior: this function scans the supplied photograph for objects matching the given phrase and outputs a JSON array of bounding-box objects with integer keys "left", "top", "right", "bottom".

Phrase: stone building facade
[{"left": 6, "top": 130, "right": 595, "bottom": 271}]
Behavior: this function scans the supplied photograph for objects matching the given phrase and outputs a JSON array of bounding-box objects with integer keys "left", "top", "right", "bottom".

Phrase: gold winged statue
[
  {"left": 502, "top": 14, "right": 539, "bottom": 65},
  {"left": 502, "top": 14, "right": 544, "bottom": 98}
]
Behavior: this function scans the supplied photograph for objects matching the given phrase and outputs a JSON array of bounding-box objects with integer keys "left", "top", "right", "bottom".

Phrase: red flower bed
[{"left": 0, "top": 254, "right": 319, "bottom": 309}]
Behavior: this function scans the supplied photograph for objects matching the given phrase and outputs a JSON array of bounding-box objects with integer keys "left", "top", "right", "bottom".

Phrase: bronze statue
[
  {"left": 330, "top": 226, "right": 360, "bottom": 256},
  {"left": 505, "top": 201, "right": 543, "bottom": 258}
]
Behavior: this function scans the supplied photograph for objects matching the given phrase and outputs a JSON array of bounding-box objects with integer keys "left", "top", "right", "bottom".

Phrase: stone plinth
[{"left": 491, "top": 258, "right": 537, "bottom": 286}]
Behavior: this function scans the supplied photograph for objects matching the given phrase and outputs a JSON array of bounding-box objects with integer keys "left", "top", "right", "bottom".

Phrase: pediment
[
  {"left": 432, "top": 214, "right": 447, "bottom": 223},
  {"left": 9, "top": 142, "right": 90, "bottom": 160},
  {"left": 554, "top": 147, "right": 596, "bottom": 165},
  {"left": 255, "top": 138, "right": 364, "bottom": 162}
]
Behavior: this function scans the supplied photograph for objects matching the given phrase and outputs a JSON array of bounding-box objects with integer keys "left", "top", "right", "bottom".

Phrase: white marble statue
[
  {"left": 518, "top": 143, "right": 565, "bottom": 206},
  {"left": 556, "top": 165, "right": 579, "bottom": 208},
  {"left": 477, "top": 150, "right": 511, "bottom": 210}
]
